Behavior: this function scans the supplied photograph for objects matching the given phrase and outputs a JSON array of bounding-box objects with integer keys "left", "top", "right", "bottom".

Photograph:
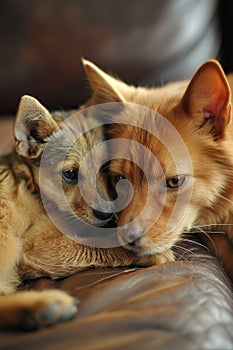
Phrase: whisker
[
  {"left": 172, "top": 244, "right": 199, "bottom": 261},
  {"left": 195, "top": 227, "right": 217, "bottom": 254},
  {"left": 193, "top": 223, "right": 232, "bottom": 229},
  {"left": 179, "top": 237, "right": 209, "bottom": 251}
]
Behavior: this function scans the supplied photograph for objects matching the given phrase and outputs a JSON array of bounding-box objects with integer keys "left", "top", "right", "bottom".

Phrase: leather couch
[
  {"left": 1, "top": 1, "right": 233, "bottom": 349},
  {"left": 1, "top": 234, "right": 233, "bottom": 349}
]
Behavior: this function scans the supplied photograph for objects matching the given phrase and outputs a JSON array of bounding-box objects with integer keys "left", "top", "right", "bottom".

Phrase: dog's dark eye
[
  {"left": 62, "top": 169, "right": 79, "bottom": 185},
  {"left": 166, "top": 176, "right": 185, "bottom": 189},
  {"left": 112, "top": 175, "right": 125, "bottom": 186}
]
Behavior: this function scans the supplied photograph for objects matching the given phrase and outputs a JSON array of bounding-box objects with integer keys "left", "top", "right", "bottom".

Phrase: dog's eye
[
  {"left": 166, "top": 175, "right": 185, "bottom": 189},
  {"left": 112, "top": 175, "right": 125, "bottom": 186},
  {"left": 62, "top": 169, "right": 79, "bottom": 185}
]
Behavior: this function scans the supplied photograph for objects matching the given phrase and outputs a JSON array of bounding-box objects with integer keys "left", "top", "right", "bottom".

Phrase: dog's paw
[{"left": 0, "top": 289, "right": 79, "bottom": 330}]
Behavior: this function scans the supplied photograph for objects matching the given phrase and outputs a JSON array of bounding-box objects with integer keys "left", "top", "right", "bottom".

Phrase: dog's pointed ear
[
  {"left": 14, "top": 95, "right": 58, "bottom": 158},
  {"left": 180, "top": 59, "right": 231, "bottom": 139},
  {"left": 82, "top": 58, "right": 134, "bottom": 104}
]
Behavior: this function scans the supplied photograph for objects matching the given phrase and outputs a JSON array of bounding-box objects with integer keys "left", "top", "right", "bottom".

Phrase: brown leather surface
[{"left": 1, "top": 237, "right": 233, "bottom": 349}]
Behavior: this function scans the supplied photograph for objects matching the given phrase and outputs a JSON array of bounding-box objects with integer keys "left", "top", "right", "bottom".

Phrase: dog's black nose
[
  {"left": 93, "top": 209, "right": 113, "bottom": 220},
  {"left": 119, "top": 225, "right": 144, "bottom": 246}
]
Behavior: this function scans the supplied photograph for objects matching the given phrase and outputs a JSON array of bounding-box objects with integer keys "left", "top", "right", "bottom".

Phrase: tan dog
[
  {"left": 0, "top": 96, "right": 157, "bottom": 330},
  {"left": 82, "top": 59, "right": 233, "bottom": 279}
]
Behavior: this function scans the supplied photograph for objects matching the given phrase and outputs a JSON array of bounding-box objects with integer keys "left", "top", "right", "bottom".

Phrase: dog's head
[
  {"left": 14, "top": 95, "right": 113, "bottom": 229},
  {"left": 82, "top": 59, "right": 233, "bottom": 256}
]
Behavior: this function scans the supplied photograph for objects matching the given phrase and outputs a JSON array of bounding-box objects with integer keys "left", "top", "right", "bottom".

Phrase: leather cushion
[{"left": 1, "top": 236, "right": 233, "bottom": 349}]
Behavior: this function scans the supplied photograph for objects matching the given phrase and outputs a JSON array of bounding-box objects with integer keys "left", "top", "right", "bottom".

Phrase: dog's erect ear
[
  {"left": 14, "top": 95, "right": 58, "bottom": 158},
  {"left": 180, "top": 59, "right": 231, "bottom": 139},
  {"left": 82, "top": 58, "right": 134, "bottom": 104}
]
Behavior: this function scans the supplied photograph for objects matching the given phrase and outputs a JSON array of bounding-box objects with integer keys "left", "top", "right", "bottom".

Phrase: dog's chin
[
  {"left": 121, "top": 240, "right": 167, "bottom": 256},
  {"left": 119, "top": 243, "right": 147, "bottom": 256}
]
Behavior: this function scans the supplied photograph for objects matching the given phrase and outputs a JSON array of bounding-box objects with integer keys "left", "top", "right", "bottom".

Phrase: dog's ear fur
[
  {"left": 82, "top": 58, "right": 134, "bottom": 104},
  {"left": 14, "top": 95, "right": 58, "bottom": 158},
  {"left": 180, "top": 59, "right": 231, "bottom": 139}
]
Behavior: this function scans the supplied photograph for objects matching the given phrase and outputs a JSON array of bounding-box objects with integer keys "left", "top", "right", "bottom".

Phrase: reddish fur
[{"left": 83, "top": 59, "right": 233, "bottom": 280}]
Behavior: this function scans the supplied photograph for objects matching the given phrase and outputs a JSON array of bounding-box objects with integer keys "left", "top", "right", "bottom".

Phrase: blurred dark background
[{"left": 0, "top": 0, "right": 232, "bottom": 115}]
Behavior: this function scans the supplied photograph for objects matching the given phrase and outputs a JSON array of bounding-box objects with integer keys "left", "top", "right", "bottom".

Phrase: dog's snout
[
  {"left": 92, "top": 209, "right": 113, "bottom": 220},
  {"left": 119, "top": 225, "right": 144, "bottom": 246}
]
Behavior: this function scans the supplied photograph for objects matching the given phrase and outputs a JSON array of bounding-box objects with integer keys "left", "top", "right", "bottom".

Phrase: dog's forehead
[
  {"left": 42, "top": 115, "right": 104, "bottom": 171},
  {"left": 108, "top": 110, "right": 191, "bottom": 177},
  {"left": 63, "top": 129, "right": 103, "bottom": 164},
  {"left": 109, "top": 112, "right": 176, "bottom": 149}
]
